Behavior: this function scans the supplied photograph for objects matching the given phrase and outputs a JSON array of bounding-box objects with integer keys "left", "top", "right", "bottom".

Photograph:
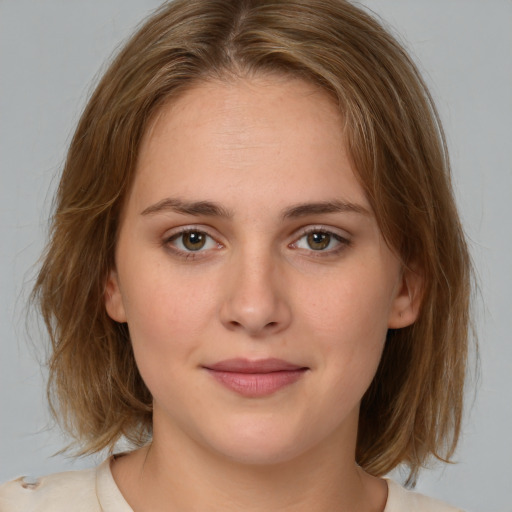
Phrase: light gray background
[{"left": 1, "top": 1, "right": 511, "bottom": 511}]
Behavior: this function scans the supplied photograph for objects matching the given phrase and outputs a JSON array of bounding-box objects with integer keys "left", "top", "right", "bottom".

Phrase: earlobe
[
  {"left": 105, "top": 269, "right": 127, "bottom": 323},
  {"left": 388, "top": 266, "right": 423, "bottom": 329}
]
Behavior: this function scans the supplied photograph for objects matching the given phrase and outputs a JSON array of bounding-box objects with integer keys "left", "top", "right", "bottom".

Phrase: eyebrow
[
  {"left": 281, "top": 200, "right": 370, "bottom": 219},
  {"left": 141, "top": 197, "right": 370, "bottom": 219},
  {"left": 141, "top": 198, "right": 234, "bottom": 218}
]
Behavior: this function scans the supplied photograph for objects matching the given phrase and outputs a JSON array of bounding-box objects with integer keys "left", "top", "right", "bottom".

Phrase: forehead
[
  {"left": 143, "top": 75, "right": 343, "bottom": 153},
  {"left": 130, "top": 75, "right": 369, "bottom": 213}
]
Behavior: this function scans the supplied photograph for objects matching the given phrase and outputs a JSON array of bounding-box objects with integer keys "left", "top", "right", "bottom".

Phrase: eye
[
  {"left": 291, "top": 228, "right": 350, "bottom": 253},
  {"left": 305, "top": 232, "right": 332, "bottom": 251},
  {"left": 166, "top": 229, "right": 219, "bottom": 252}
]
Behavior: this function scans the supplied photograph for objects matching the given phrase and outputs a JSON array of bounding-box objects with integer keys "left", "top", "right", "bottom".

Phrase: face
[{"left": 106, "top": 76, "right": 421, "bottom": 465}]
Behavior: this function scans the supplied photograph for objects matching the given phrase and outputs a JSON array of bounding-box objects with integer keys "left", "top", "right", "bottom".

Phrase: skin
[{"left": 105, "top": 75, "right": 422, "bottom": 512}]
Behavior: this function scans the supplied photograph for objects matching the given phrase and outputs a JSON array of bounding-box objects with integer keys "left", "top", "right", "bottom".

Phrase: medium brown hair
[{"left": 34, "top": 0, "right": 472, "bottom": 483}]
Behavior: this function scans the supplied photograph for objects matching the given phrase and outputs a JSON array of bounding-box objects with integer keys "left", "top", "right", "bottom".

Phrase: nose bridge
[{"left": 220, "top": 241, "right": 291, "bottom": 336}]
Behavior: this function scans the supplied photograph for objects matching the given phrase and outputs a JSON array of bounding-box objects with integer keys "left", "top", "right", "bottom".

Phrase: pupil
[
  {"left": 307, "top": 232, "right": 330, "bottom": 250},
  {"left": 184, "top": 232, "right": 205, "bottom": 250}
]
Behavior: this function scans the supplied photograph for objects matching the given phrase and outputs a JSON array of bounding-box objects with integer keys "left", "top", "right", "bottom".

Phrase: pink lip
[{"left": 204, "top": 358, "right": 308, "bottom": 398}]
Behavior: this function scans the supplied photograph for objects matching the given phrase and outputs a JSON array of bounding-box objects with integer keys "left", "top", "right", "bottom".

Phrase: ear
[
  {"left": 387, "top": 266, "right": 423, "bottom": 329},
  {"left": 105, "top": 269, "right": 127, "bottom": 323}
]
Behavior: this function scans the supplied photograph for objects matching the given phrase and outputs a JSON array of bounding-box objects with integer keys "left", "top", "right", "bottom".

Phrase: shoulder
[
  {"left": 385, "top": 479, "right": 464, "bottom": 512},
  {"left": 0, "top": 466, "right": 99, "bottom": 512}
]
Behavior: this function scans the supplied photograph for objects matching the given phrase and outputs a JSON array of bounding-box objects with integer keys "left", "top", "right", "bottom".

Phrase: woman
[{"left": 0, "top": 1, "right": 471, "bottom": 510}]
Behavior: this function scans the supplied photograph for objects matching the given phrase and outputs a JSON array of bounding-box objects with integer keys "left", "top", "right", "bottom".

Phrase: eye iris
[
  {"left": 307, "top": 232, "right": 330, "bottom": 250},
  {"left": 183, "top": 232, "right": 206, "bottom": 251}
]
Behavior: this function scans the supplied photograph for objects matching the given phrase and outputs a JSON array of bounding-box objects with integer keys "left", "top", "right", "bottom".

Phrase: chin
[
  {"left": 197, "top": 416, "right": 324, "bottom": 467},
  {"left": 213, "top": 438, "right": 305, "bottom": 467}
]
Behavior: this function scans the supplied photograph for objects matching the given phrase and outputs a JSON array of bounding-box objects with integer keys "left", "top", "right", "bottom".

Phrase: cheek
[
  {"left": 302, "top": 273, "right": 393, "bottom": 348},
  {"left": 119, "top": 266, "right": 220, "bottom": 378},
  {"left": 297, "top": 266, "right": 394, "bottom": 386}
]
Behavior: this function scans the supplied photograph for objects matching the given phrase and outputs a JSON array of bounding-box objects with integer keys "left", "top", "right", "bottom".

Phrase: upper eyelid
[
  {"left": 162, "top": 226, "right": 222, "bottom": 252},
  {"left": 292, "top": 225, "right": 352, "bottom": 240},
  {"left": 164, "top": 225, "right": 221, "bottom": 240},
  {"left": 163, "top": 228, "right": 221, "bottom": 258},
  {"left": 289, "top": 226, "right": 352, "bottom": 254}
]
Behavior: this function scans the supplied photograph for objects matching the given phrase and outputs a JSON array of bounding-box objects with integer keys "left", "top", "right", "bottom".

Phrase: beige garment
[{"left": 0, "top": 458, "right": 463, "bottom": 512}]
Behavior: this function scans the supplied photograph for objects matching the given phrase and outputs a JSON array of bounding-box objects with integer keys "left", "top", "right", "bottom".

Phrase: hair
[{"left": 33, "top": 0, "right": 472, "bottom": 484}]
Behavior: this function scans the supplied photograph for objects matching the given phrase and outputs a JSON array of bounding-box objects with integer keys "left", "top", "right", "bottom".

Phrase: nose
[{"left": 219, "top": 248, "right": 292, "bottom": 337}]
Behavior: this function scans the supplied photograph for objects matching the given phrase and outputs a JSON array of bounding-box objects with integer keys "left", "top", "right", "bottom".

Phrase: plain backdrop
[{"left": 1, "top": 1, "right": 511, "bottom": 511}]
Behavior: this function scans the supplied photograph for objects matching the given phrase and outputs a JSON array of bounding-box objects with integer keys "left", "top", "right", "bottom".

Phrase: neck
[{"left": 112, "top": 417, "right": 387, "bottom": 512}]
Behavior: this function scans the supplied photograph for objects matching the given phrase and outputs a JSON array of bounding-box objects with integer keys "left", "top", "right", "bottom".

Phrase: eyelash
[
  {"left": 163, "top": 226, "right": 351, "bottom": 260},
  {"left": 164, "top": 228, "right": 222, "bottom": 260},
  {"left": 289, "top": 227, "right": 351, "bottom": 257}
]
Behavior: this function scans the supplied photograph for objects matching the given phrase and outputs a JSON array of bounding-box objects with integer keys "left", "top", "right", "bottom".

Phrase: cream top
[{"left": 0, "top": 458, "right": 463, "bottom": 511}]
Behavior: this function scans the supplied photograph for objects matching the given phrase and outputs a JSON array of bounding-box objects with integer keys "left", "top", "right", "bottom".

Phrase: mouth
[{"left": 203, "top": 358, "right": 309, "bottom": 398}]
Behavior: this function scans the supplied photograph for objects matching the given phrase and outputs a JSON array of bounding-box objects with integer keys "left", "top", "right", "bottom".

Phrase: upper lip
[{"left": 204, "top": 358, "right": 307, "bottom": 373}]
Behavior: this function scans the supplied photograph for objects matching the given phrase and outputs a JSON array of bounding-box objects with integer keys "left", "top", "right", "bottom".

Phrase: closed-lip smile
[{"left": 203, "top": 358, "right": 308, "bottom": 397}]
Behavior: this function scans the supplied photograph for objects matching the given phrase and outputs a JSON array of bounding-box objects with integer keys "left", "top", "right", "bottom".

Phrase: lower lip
[{"left": 206, "top": 369, "right": 306, "bottom": 397}]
